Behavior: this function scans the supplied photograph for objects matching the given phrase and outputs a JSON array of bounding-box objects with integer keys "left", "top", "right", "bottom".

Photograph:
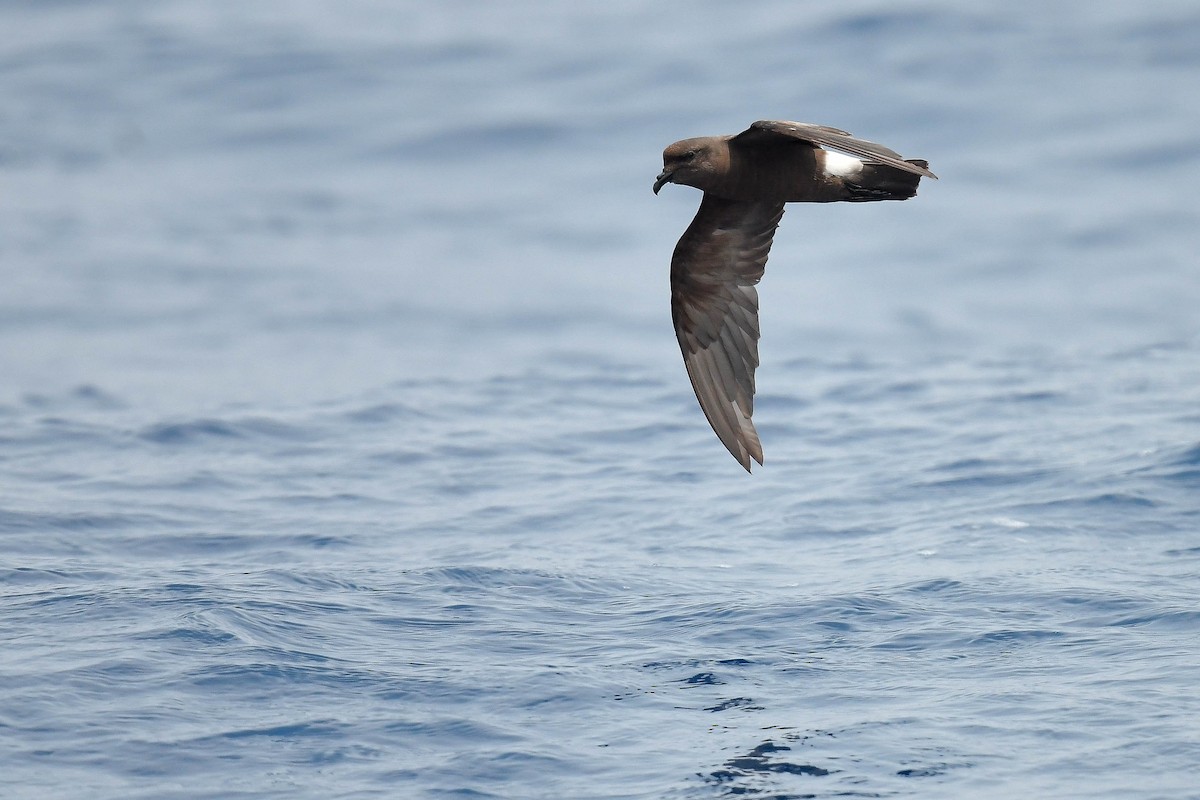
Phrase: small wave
[{"left": 139, "top": 416, "right": 312, "bottom": 445}]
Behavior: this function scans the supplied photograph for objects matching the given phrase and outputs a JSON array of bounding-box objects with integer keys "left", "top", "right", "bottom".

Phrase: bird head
[{"left": 654, "top": 138, "right": 717, "bottom": 194}]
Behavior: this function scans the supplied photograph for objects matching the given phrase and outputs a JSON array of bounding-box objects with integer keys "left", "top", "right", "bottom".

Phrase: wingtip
[
  {"left": 903, "top": 159, "right": 938, "bottom": 180},
  {"left": 739, "top": 454, "right": 763, "bottom": 473},
  {"left": 737, "top": 442, "right": 764, "bottom": 473}
]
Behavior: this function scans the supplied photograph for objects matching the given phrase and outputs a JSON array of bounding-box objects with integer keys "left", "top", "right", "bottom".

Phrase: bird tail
[{"left": 843, "top": 159, "right": 928, "bottom": 202}]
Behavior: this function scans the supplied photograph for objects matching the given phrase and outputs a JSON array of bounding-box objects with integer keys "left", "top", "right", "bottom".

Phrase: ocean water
[{"left": 3, "top": 1, "right": 1200, "bottom": 798}]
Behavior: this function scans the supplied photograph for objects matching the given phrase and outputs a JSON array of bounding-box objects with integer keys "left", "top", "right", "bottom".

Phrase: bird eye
[{"left": 683, "top": 150, "right": 697, "bottom": 161}]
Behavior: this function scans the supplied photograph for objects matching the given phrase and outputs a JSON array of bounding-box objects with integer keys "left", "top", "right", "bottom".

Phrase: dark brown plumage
[{"left": 654, "top": 120, "right": 936, "bottom": 471}]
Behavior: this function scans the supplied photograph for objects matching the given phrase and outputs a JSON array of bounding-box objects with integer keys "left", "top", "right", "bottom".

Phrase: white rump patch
[{"left": 821, "top": 150, "right": 864, "bottom": 178}]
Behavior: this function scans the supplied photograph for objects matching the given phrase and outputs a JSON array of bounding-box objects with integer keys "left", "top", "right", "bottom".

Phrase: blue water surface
[{"left": 3, "top": 1, "right": 1200, "bottom": 798}]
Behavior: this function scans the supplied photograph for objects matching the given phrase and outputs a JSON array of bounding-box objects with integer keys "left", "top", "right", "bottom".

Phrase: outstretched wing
[
  {"left": 670, "top": 194, "right": 785, "bottom": 471},
  {"left": 734, "top": 120, "right": 938, "bottom": 179}
]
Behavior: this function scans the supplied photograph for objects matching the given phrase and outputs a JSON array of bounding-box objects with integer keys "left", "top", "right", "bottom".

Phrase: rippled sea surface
[{"left": 4, "top": 2, "right": 1200, "bottom": 798}]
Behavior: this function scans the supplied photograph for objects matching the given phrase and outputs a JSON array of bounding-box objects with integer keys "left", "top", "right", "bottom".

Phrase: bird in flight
[{"left": 653, "top": 120, "right": 936, "bottom": 471}]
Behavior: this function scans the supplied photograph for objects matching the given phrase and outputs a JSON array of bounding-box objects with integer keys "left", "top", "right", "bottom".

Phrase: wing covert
[{"left": 735, "top": 120, "right": 938, "bottom": 179}]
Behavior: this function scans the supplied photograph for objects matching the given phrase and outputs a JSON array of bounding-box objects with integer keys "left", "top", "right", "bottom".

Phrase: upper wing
[
  {"left": 734, "top": 120, "right": 938, "bottom": 179},
  {"left": 670, "top": 193, "right": 785, "bottom": 471}
]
